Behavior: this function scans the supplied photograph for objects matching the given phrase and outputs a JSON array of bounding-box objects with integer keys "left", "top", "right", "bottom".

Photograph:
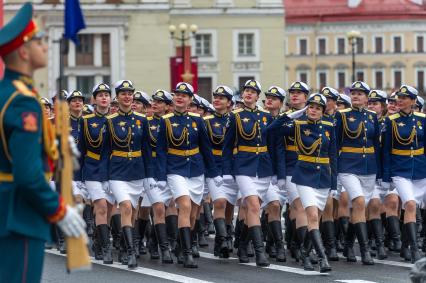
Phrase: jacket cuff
[{"left": 47, "top": 196, "right": 67, "bottom": 223}]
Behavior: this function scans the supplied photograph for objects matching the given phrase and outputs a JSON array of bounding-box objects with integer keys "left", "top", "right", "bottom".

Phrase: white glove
[
  {"left": 145, "top": 177, "right": 157, "bottom": 190},
  {"left": 271, "top": 175, "right": 278, "bottom": 185},
  {"left": 223, "top": 175, "right": 234, "bottom": 182},
  {"left": 277, "top": 179, "right": 286, "bottom": 190},
  {"left": 381, "top": 182, "right": 391, "bottom": 190},
  {"left": 157, "top": 181, "right": 167, "bottom": 190},
  {"left": 57, "top": 205, "right": 87, "bottom": 238},
  {"left": 287, "top": 106, "right": 307, "bottom": 119},
  {"left": 213, "top": 176, "right": 223, "bottom": 187}
]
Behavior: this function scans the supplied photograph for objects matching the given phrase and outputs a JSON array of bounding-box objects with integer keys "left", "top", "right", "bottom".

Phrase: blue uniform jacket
[
  {"left": 0, "top": 69, "right": 63, "bottom": 241},
  {"left": 382, "top": 111, "right": 426, "bottom": 182},
  {"left": 222, "top": 107, "right": 274, "bottom": 178},
  {"left": 78, "top": 112, "right": 109, "bottom": 182},
  {"left": 70, "top": 115, "right": 82, "bottom": 181},
  {"left": 147, "top": 114, "right": 161, "bottom": 173},
  {"left": 105, "top": 110, "right": 154, "bottom": 181},
  {"left": 156, "top": 111, "right": 219, "bottom": 181},
  {"left": 335, "top": 107, "right": 380, "bottom": 176},
  {"left": 204, "top": 112, "right": 229, "bottom": 176}
]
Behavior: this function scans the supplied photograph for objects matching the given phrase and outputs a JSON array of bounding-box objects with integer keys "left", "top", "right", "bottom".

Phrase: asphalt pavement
[{"left": 42, "top": 235, "right": 412, "bottom": 283}]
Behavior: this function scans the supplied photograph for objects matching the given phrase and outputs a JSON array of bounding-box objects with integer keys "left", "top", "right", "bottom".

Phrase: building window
[
  {"left": 393, "top": 36, "right": 402, "bottom": 53},
  {"left": 337, "top": 71, "right": 346, "bottom": 90},
  {"left": 317, "top": 71, "right": 327, "bottom": 90},
  {"left": 198, "top": 77, "right": 213, "bottom": 99},
  {"left": 317, "top": 38, "right": 327, "bottom": 55},
  {"left": 356, "top": 37, "right": 364, "bottom": 54},
  {"left": 374, "top": 70, "right": 383, "bottom": 89},
  {"left": 417, "top": 70, "right": 425, "bottom": 93},
  {"left": 299, "top": 38, "right": 308, "bottom": 55},
  {"left": 238, "top": 33, "right": 255, "bottom": 56},
  {"left": 76, "top": 34, "right": 94, "bottom": 66},
  {"left": 195, "top": 34, "right": 212, "bottom": 57},
  {"left": 76, "top": 76, "right": 95, "bottom": 97},
  {"left": 356, "top": 70, "right": 364, "bottom": 81},
  {"left": 417, "top": 35, "right": 424, "bottom": 53},
  {"left": 393, "top": 70, "right": 402, "bottom": 88},
  {"left": 374, "top": 36, "right": 383, "bottom": 54},
  {"left": 101, "top": 34, "right": 110, "bottom": 66},
  {"left": 238, "top": 76, "right": 255, "bottom": 89},
  {"left": 337, "top": 38, "right": 345, "bottom": 55},
  {"left": 299, "top": 72, "right": 308, "bottom": 84}
]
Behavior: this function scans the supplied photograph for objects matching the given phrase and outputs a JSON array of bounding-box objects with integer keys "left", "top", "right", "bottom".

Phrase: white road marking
[
  {"left": 338, "top": 255, "right": 413, "bottom": 268},
  {"left": 199, "top": 251, "right": 327, "bottom": 276},
  {"left": 335, "top": 280, "right": 378, "bottom": 283},
  {"left": 45, "top": 250, "right": 214, "bottom": 283}
]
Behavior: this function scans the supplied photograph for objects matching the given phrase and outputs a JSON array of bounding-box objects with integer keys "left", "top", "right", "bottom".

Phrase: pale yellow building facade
[{"left": 4, "top": 0, "right": 285, "bottom": 100}]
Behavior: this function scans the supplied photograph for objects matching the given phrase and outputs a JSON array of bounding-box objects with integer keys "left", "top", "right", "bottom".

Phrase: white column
[
  {"left": 94, "top": 34, "right": 102, "bottom": 67},
  {"left": 69, "top": 76, "right": 77, "bottom": 92},
  {"left": 68, "top": 43, "right": 76, "bottom": 67}
]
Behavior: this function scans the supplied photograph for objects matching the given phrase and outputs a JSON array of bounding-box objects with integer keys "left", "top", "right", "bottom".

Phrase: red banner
[{"left": 170, "top": 47, "right": 198, "bottom": 93}]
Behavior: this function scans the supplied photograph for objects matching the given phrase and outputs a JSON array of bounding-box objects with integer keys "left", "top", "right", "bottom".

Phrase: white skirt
[
  {"left": 85, "top": 181, "right": 115, "bottom": 204},
  {"left": 109, "top": 179, "right": 144, "bottom": 208},
  {"left": 167, "top": 174, "right": 204, "bottom": 205},
  {"left": 207, "top": 177, "right": 239, "bottom": 205},
  {"left": 297, "top": 185, "right": 329, "bottom": 211},
  {"left": 285, "top": 175, "right": 299, "bottom": 205},
  {"left": 338, "top": 173, "right": 376, "bottom": 205},
  {"left": 143, "top": 184, "right": 173, "bottom": 207},
  {"left": 263, "top": 183, "right": 287, "bottom": 208},
  {"left": 72, "top": 181, "right": 90, "bottom": 200},
  {"left": 235, "top": 175, "right": 271, "bottom": 202},
  {"left": 392, "top": 176, "right": 426, "bottom": 208}
]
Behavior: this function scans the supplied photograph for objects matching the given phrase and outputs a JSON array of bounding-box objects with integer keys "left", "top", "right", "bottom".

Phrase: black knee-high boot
[
  {"left": 249, "top": 226, "right": 269, "bottom": 267},
  {"left": 83, "top": 204, "right": 95, "bottom": 237},
  {"left": 310, "top": 229, "right": 331, "bottom": 273},
  {"left": 165, "top": 215, "right": 178, "bottom": 252},
  {"left": 214, "top": 218, "right": 229, "bottom": 258},
  {"left": 354, "top": 222, "right": 374, "bottom": 265},
  {"left": 138, "top": 219, "right": 150, "bottom": 255},
  {"left": 110, "top": 214, "right": 122, "bottom": 250},
  {"left": 149, "top": 222, "right": 160, "bottom": 259},
  {"left": 179, "top": 227, "right": 198, "bottom": 268},
  {"left": 290, "top": 220, "right": 300, "bottom": 261},
  {"left": 321, "top": 221, "right": 338, "bottom": 261},
  {"left": 237, "top": 223, "right": 250, "bottom": 263},
  {"left": 297, "top": 226, "right": 313, "bottom": 270},
  {"left": 343, "top": 222, "right": 357, "bottom": 262},
  {"left": 387, "top": 216, "right": 402, "bottom": 252},
  {"left": 370, "top": 219, "right": 387, "bottom": 259},
  {"left": 405, "top": 222, "right": 421, "bottom": 263},
  {"left": 122, "top": 226, "right": 137, "bottom": 268},
  {"left": 98, "top": 224, "right": 113, "bottom": 264},
  {"left": 154, "top": 223, "right": 173, "bottom": 263},
  {"left": 269, "top": 220, "right": 286, "bottom": 262},
  {"left": 234, "top": 219, "right": 244, "bottom": 249}
]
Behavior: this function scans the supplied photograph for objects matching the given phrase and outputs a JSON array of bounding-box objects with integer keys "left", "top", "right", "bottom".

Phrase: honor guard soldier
[
  {"left": 367, "top": 89, "right": 389, "bottom": 260},
  {"left": 337, "top": 93, "right": 352, "bottom": 110},
  {"left": 40, "top": 97, "right": 53, "bottom": 119},
  {"left": 133, "top": 90, "right": 152, "bottom": 116},
  {"left": 79, "top": 83, "right": 115, "bottom": 264},
  {"left": 0, "top": 3, "right": 85, "bottom": 282},
  {"left": 335, "top": 81, "right": 380, "bottom": 265},
  {"left": 204, "top": 85, "right": 237, "bottom": 259},
  {"left": 268, "top": 93, "right": 336, "bottom": 273},
  {"left": 262, "top": 86, "right": 287, "bottom": 262},
  {"left": 143, "top": 89, "right": 174, "bottom": 264},
  {"left": 284, "top": 81, "right": 311, "bottom": 265},
  {"left": 415, "top": 96, "right": 425, "bottom": 113},
  {"left": 387, "top": 92, "right": 399, "bottom": 115},
  {"left": 110, "top": 97, "right": 119, "bottom": 114},
  {"left": 156, "top": 82, "right": 221, "bottom": 268},
  {"left": 382, "top": 85, "right": 426, "bottom": 263},
  {"left": 319, "top": 86, "right": 340, "bottom": 261},
  {"left": 106, "top": 80, "right": 155, "bottom": 268},
  {"left": 222, "top": 79, "right": 273, "bottom": 267}
]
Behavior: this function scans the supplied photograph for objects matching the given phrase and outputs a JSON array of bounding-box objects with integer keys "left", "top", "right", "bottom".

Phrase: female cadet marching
[
  {"left": 79, "top": 83, "right": 115, "bottom": 264},
  {"left": 156, "top": 82, "right": 221, "bottom": 268},
  {"left": 334, "top": 81, "right": 380, "bottom": 265},
  {"left": 268, "top": 93, "right": 336, "bottom": 273},
  {"left": 222, "top": 79, "right": 273, "bottom": 267},
  {"left": 204, "top": 85, "right": 238, "bottom": 259},
  {"left": 106, "top": 80, "right": 155, "bottom": 268},
  {"left": 382, "top": 85, "right": 426, "bottom": 263},
  {"left": 142, "top": 89, "right": 174, "bottom": 264}
]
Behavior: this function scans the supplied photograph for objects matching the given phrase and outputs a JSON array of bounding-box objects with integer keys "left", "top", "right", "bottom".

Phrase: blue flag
[{"left": 64, "top": 0, "right": 86, "bottom": 45}]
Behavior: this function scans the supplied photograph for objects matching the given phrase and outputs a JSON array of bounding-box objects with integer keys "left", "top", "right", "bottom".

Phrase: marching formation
[{"left": 47, "top": 77, "right": 426, "bottom": 273}]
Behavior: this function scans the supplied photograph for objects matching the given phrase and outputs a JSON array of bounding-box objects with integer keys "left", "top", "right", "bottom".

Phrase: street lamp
[
  {"left": 347, "top": 30, "right": 361, "bottom": 82},
  {"left": 169, "top": 23, "right": 198, "bottom": 64}
]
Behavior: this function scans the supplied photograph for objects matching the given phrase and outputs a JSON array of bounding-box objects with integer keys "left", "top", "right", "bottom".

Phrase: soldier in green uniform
[{"left": 0, "top": 3, "right": 86, "bottom": 283}]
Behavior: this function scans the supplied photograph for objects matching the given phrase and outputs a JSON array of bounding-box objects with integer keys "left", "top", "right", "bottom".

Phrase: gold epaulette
[
  {"left": 321, "top": 120, "right": 334, "bottom": 126},
  {"left": 203, "top": 115, "right": 214, "bottom": 120},
  {"left": 285, "top": 109, "right": 293, "bottom": 115},
  {"left": 162, "top": 113, "right": 174, "bottom": 119},
  {"left": 83, "top": 113, "right": 95, "bottom": 119},
  {"left": 12, "top": 80, "right": 36, "bottom": 98},
  {"left": 295, "top": 120, "right": 307, "bottom": 125},
  {"left": 107, "top": 113, "right": 119, "bottom": 119},
  {"left": 388, "top": 113, "right": 400, "bottom": 120},
  {"left": 134, "top": 112, "right": 146, "bottom": 118},
  {"left": 147, "top": 116, "right": 153, "bottom": 121},
  {"left": 338, "top": 108, "right": 351, "bottom": 113},
  {"left": 366, "top": 109, "right": 377, "bottom": 114},
  {"left": 232, "top": 108, "right": 244, "bottom": 114},
  {"left": 188, "top": 112, "right": 200, "bottom": 117},
  {"left": 414, "top": 112, "right": 426, "bottom": 118}
]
